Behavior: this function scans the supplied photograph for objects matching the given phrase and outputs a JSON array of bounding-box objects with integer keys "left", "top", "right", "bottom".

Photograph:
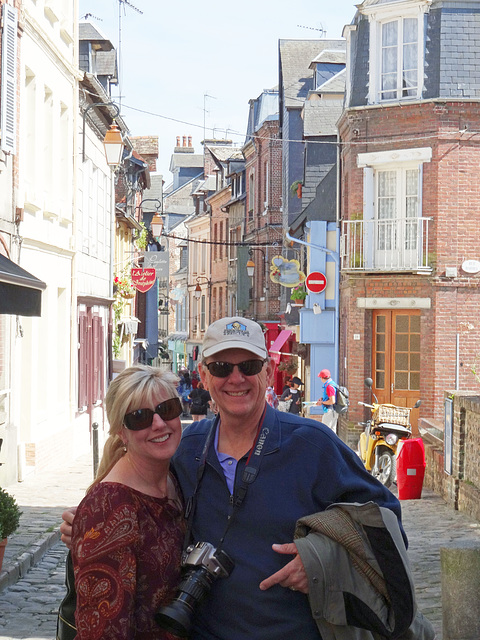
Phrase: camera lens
[
  {"left": 156, "top": 543, "right": 235, "bottom": 637},
  {"left": 155, "top": 568, "right": 214, "bottom": 637}
]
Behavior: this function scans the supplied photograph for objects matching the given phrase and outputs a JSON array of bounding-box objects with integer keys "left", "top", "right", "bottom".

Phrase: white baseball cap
[{"left": 202, "top": 317, "right": 268, "bottom": 359}]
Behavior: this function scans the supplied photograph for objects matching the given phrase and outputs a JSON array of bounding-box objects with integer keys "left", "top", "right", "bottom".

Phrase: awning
[
  {"left": 0, "top": 254, "right": 46, "bottom": 317},
  {"left": 269, "top": 329, "right": 293, "bottom": 364}
]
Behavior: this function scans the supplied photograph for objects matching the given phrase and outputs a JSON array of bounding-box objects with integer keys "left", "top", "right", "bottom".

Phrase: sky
[{"left": 79, "top": 0, "right": 358, "bottom": 183}]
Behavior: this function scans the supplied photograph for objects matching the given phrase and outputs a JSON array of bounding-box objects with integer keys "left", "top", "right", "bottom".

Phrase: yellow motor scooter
[{"left": 358, "top": 378, "right": 421, "bottom": 488}]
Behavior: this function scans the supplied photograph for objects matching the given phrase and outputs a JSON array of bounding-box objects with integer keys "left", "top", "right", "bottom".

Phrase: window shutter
[
  {"left": 78, "top": 312, "right": 88, "bottom": 410},
  {"left": 363, "top": 167, "right": 375, "bottom": 268},
  {"left": 1, "top": 4, "right": 17, "bottom": 154},
  {"left": 92, "top": 315, "right": 100, "bottom": 403},
  {"left": 417, "top": 163, "right": 423, "bottom": 217}
]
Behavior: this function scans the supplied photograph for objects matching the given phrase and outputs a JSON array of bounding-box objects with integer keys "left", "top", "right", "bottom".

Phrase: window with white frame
[
  {"left": 380, "top": 17, "right": 418, "bottom": 100},
  {"left": 357, "top": 147, "right": 432, "bottom": 269},
  {"left": 364, "top": 0, "right": 429, "bottom": 104}
]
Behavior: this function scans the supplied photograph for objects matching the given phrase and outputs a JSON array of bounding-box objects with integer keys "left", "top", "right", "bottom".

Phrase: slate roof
[
  {"left": 95, "top": 50, "right": 117, "bottom": 78},
  {"left": 164, "top": 176, "right": 204, "bottom": 215},
  {"left": 142, "top": 174, "right": 164, "bottom": 205},
  {"left": 316, "top": 68, "right": 346, "bottom": 94},
  {"left": 302, "top": 99, "right": 344, "bottom": 136},
  {"left": 169, "top": 153, "right": 204, "bottom": 171},
  {"left": 309, "top": 49, "right": 346, "bottom": 67},
  {"left": 206, "top": 146, "right": 243, "bottom": 163},
  {"left": 192, "top": 175, "right": 216, "bottom": 195},
  {"left": 79, "top": 22, "right": 114, "bottom": 50},
  {"left": 279, "top": 39, "right": 346, "bottom": 109}
]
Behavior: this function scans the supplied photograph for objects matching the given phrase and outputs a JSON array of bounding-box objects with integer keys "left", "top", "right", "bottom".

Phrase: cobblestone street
[{"left": 1, "top": 451, "right": 480, "bottom": 639}]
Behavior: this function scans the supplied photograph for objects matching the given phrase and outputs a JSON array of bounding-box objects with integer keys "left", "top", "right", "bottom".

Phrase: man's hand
[
  {"left": 259, "top": 543, "right": 308, "bottom": 593},
  {"left": 60, "top": 507, "right": 77, "bottom": 548}
]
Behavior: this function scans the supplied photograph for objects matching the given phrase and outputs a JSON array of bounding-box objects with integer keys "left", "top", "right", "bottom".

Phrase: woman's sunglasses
[
  {"left": 123, "top": 397, "right": 183, "bottom": 431},
  {"left": 203, "top": 359, "right": 266, "bottom": 378}
]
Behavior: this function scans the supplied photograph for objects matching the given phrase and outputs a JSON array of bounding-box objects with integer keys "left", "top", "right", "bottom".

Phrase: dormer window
[
  {"left": 363, "top": 0, "right": 430, "bottom": 104},
  {"left": 314, "top": 63, "right": 344, "bottom": 90},
  {"left": 380, "top": 17, "right": 418, "bottom": 100}
]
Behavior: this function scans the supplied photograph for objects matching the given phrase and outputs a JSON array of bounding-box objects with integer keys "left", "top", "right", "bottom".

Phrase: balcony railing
[{"left": 340, "top": 217, "right": 432, "bottom": 272}]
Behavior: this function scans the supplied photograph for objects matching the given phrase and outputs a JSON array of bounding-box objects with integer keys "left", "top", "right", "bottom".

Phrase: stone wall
[{"left": 422, "top": 392, "right": 480, "bottom": 522}]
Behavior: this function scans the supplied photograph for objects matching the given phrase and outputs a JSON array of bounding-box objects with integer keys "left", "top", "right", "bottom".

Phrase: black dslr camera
[{"left": 155, "top": 541, "right": 234, "bottom": 637}]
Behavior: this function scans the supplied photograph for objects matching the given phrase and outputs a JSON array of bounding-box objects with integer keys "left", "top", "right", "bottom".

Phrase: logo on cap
[{"left": 224, "top": 321, "right": 249, "bottom": 337}]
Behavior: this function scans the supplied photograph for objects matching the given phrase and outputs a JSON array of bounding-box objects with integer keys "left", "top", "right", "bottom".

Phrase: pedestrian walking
[
  {"left": 316, "top": 368, "right": 338, "bottom": 433},
  {"left": 265, "top": 384, "right": 279, "bottom": 409},
  {"left": 279, "top": 375, "right": 303, "bottom": 414},
  {"left": 188, "top": 382, "right": 211, "bottom": 421}
]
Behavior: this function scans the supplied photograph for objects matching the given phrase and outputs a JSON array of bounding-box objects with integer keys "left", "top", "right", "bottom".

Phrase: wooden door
[{"left": 372, "top": 310, "right": 421, "bottom": 430}]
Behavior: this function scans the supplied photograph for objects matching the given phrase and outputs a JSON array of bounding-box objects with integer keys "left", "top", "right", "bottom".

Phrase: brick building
[
  {"left": 338, "top": 0, "right": 480, "bottom": 445},
  {"left": 242, "top": 88, "right": 283, "bottom": 322}
]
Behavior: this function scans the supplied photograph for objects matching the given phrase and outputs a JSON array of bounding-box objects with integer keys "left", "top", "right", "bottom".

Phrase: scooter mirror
[
  {"left": 364, "top": 377, "right": 373, "bottom": 389},
  {"left": 414, "top": 399, "right": 422, "bottom": 409}
]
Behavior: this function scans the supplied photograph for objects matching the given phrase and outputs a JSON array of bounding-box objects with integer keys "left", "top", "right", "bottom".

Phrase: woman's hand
[{"left": 60, "top": 507, "right": 77, "bottom": 548}]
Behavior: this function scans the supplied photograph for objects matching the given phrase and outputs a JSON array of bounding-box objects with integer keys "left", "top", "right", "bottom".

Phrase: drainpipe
[
  {"left": 285, "top": 230, "right": 340, "bottom": 381},
  {"left": 336, "top": 131, "right": 341, "bottom": 228}
]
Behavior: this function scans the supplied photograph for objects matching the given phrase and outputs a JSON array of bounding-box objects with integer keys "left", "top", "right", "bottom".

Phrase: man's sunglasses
[
  {"left": 123, "top": 397, "right": 183, "bottom": 431},
  {"left": 203, "top": 359, "right": 266, "bottom": 378}
]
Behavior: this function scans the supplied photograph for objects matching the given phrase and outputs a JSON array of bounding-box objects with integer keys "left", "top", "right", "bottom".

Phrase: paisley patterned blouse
[{"left": 71, "top": 481, "right": 185, "bottom": 640}]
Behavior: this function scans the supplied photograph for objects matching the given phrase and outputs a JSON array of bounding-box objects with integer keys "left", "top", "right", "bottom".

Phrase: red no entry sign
[{"left": 306, "top": 271, "right": 327, "bottom": 294}]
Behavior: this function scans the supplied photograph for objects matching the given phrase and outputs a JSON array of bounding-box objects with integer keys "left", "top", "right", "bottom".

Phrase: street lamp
[
  {"left": 103, "top": 122, "right": 124, "bottom": 166},
  {"left": 82, "top": 101, "right": 124, "bottom": 166},
  {"left": 246, "top": 247, "right": 266, "bottom": 277},
  {"left": 137, "top": 199, "right": 165, "bottom": 242},
  {"left": 194, "top": 276, "right": 211, "bottom": 300},
  {"left": 151, "top": 215, "right": 164, "bottom": 240}
]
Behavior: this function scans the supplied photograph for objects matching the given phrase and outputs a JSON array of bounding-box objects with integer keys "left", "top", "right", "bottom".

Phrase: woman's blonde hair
[{"left": 92, "top": 365, "right": 179, "bottom": 488}]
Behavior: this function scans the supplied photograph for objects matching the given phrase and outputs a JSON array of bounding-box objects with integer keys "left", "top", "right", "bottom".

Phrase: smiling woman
[{"left": 65, "top": 365, "right": 185, "bottom": 640}]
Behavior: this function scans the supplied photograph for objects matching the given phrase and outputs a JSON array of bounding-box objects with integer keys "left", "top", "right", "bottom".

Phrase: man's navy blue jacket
[{"left": 172, "top": 403, "right": 404, "bottom": 640}]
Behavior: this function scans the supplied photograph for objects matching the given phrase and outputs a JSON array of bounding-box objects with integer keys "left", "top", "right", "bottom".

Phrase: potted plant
[
  {"left": 290, "top": 284, "right": 307, "bottom": 305},
  {"left": 0, "top": 488, "right": 22, "bottom": 570},
  {"left": 134, "top": 222, "right": 149, "bottom": 251},
  {"left": 112, "top": 269, "right": 137, "bottom": 359},
  {"left": 278, "top": 357, "right": 298, "bottom": 375},
  {"left": 113, "top": 273, "right": 136, "bottom": 299},
  {"left": 290, "top": 180, "right": 303, "bottom": 198}
]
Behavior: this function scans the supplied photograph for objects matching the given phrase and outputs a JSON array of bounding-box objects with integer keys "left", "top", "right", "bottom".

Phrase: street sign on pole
[{"left": 306, "top": 271, "right": 327, "bottom": 294}]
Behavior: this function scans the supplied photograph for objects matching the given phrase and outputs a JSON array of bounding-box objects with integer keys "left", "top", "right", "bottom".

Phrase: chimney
[{"left": 175, "top": 134, "right": 194, "bottom": 154}]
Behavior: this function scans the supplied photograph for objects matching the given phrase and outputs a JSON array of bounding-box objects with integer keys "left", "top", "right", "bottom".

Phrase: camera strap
[{"left": 183, "top": 406, "right": 269, "bottom": 552}]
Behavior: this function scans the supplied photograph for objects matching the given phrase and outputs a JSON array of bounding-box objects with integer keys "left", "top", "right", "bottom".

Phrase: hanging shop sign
[
  {"left": 131, "top": 268, "right": 156, "bottom": 293},
  {"left": 269, "top": 255, "right": 306, "bottom": 288}
]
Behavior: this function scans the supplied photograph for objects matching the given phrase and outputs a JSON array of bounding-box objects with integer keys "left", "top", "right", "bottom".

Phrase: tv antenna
[
  {"left": 297, "top": 23, "right": 326, "bottom": 38},
  {"left": 118, "top": 0, "right": 143, "bottom": 108},
  {"left": 203, "top": 93, "right": 217, "bottom": 141},
  {"left": 81, "top": 13, "right": 102, "bottom": 21}
]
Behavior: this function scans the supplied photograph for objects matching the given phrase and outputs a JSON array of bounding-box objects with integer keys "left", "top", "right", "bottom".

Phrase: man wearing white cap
[{"left": 169, "top": 317, "right": 417, "bottom": 640}]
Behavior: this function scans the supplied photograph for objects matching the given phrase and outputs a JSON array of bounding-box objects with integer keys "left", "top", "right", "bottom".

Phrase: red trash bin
[{"left": 396, "top": 437, "right": 426, "bottom": 500}]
